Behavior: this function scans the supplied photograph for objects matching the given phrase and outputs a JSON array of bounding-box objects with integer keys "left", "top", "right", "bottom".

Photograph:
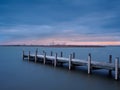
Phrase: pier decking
[{"left": 22, "top": 50, "right": 120, "bottom": 80}]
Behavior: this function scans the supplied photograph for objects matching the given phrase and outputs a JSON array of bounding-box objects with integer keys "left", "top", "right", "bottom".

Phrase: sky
[{"left": 0, "top": 0, "right": 120, "bottom": 45}]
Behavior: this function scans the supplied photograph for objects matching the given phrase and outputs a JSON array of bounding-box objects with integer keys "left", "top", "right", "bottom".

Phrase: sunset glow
[{"left": 3, "top": 38, "right": 120, "bottom": 46}]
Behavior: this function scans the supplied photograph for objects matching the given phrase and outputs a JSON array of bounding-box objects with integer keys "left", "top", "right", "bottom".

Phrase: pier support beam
[
  {"left": 35, "top": 49, "right": 38, "bottom": 63},
  {"left": 54, "top": 53, "right": 57, "bottom": 67},
  {"left": 72, "top": 52, "right": 75, "bottom": 59},
  {"left": 43, "top": 50, "right": 45, "bottom": 54},
  {"left": 115, "top": 57, "right": 119, "bottom": 80},
  {"left": 60, "top": 51, "right": 63, "bottom": 57},
  {"left": 88, "top": 53, "right": 91, "bottom": 74},
  {"left": 69, "top": 54, "right": 72, "bottom": 70},
  {"left": 51, "top": 51, "right": 53, "bottom": 56},
  {"left": 43, "top": 52, "right": 46, "bottom": 64},
  {"left": 109, "top": 55, "right": 112, "bottom": 75},
  {"left": 28, "top": 51, "right": 30, "bottom": 61},
  {"left": 22, "top": 50, "right": 25, "bottom": 60}
]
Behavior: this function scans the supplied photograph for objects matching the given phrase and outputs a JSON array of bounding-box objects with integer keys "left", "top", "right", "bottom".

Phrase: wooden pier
[{"left": 22, "top": 50, "right": 120, "bottom": 80}]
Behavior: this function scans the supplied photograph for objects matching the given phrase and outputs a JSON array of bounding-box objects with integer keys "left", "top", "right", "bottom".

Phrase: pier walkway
[{"left": 22, "top": 50, "right": 120, "bottom": 80}]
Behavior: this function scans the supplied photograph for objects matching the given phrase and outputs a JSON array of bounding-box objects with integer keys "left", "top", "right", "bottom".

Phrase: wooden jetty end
[{"left": 22, "top": 50, "right": 120, "bottom": 80}]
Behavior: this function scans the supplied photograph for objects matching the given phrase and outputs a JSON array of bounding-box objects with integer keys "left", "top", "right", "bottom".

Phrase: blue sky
[{"left": 0, "top": 0, "right": 120, "bottom": 45}]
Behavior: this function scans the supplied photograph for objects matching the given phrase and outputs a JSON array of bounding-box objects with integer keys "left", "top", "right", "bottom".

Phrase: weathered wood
[
  {"left": 88, "top": 53, "right": 91, "bottom": 74},
  {"left": 51, "top": 51, "right": 53, "bottom": 56},
  {"left": 43, "top": 50, "right": 45, "bottom": 54},
  {"left": 115, "top": 57, "right": 119, "bottom": 80},
  {"left": 69, "top": 54, "right": 72, "bottom": 70},
  {"left": 28, "top": 51, "right": 30, "bottom": 61},
  {"left": 35, "top": 49, "right": 38, "bottom": 63},
  {"left": 43, "top": 52, "right": 46, "bottom": 64},
  {"left": 54, "top": 53, "right": 57, "bottom": 67},
  {"left": 23, "top": 50, "right": 120, "bottom": 80},
  {"left": 22, "top": 50, "right": 25, "bottom": 60},
  {"left": 109, "top": 55, "right": 112, "bottom": 63},
  {"left": 109, "top": 55, "right": 112, "bottom": 75},
  {"left": 72, "top": 52, "right": 75, "bottom": 59},
  {"left": 60, "top": 51, "right": 63, "bottom": 57}
]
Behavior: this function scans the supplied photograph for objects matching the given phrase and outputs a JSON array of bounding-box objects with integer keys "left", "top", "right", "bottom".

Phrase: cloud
[
  {"left": 1, "top": 11, "right": 120, "bottom": 44},
  {"left": 0, "top": 0, "right": 120, "bottom": 45}
]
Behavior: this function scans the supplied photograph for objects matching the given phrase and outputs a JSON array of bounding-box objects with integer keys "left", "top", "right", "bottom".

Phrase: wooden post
[
  {"left": 43, "top": 52, "right": 46, "bottom": 64},
  {"left": 22, "top": 50, "right": 24, "bottom": 60},
  {"left": 35, "top": 49, "right": 38, "bottom": 63},
  {"left": 28, "top": 51, "right": 30, "bottom": 61},
  {"left": 60, "top": 51, "right": 63, "bottom": 57},
  {"left": 43, "top": 50, "right": 45, "bottom": 54},
  {"left": 54, "top": 53, "right": 57, "bottom": 67},
  {"left": 69, "top": 54, "right": 72, "bottom": 70},
  {"left": 88, "top": 53, "right": 91, "bottom": 74},
  {"left": 72, "top": 52, "right": 75, "bottom": 59},
  {"left": 115, "top": 57, "right": 119, "bottom": 80},
  {"left": 109, "top": 55, "right": 112, "bottom": 75},
  {"left": 51, "top": 51, "right": 53, "bottom": 56}
]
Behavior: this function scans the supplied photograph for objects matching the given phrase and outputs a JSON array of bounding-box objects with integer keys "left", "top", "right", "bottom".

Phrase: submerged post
[
  {"left": 88, "top": 53, "right": 91, "bottom": 74},
  {"left": 43, "top": 52, "right": 46, "bottom": 64},
  {"left": 109, "top": 55, "right": 112, "bottom": 75},
  {"left": 60, "top": 51, "right": 63, "bottom": 57},
  {"left": 115, "top": 57, "right": 119, "bottom": 80},
  {"left": 54, "top": 53, "right": 57, "bottom": 67},
  {"left": 35, "top": 49, "right": 38, "bottom": 63},
  {"left": 69, "top": 54, "right": 72, "bottom": 70},
  {"left": 72, "top": 52, "right": 75, "bottom": 59},
  {"left": 28, "top": 51, "right": 30, "bottom": 61},
  {"left": 22, "top": 50, "right": 25, "bottom": 60}
]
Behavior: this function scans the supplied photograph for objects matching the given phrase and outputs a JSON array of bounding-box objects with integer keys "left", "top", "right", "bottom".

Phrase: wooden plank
[
  {"left": 72, "top": 59, "right": 87, "bottom": 66},
  {"left": 46, "top": 56, "right": 55, "bottom": 61},
  {"left": 37, "top": 55, "right": 44, "bottom": 58},
  {"left": 91, "top": 61, "right": 114, "bottom": 70},
  {"left": 57, "top": 57, "right": 69, "bottom": 63}
]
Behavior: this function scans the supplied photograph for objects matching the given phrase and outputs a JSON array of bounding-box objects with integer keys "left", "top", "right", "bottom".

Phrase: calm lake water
[{"left": 0, "top": 46, "right": 120, "bottom": 90}]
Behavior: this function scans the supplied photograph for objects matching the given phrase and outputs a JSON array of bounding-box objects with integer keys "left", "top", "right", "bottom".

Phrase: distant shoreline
[{"left": 1, "top": 45, "right": 119, "bottom": 47}]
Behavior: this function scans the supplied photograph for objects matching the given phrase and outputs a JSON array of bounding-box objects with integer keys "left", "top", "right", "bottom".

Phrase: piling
[
  {"left": 43, "top": 52, "right": 46, "bottom": 64},
  {"left": 54, "top": 53, "right": 57, "bottom": 67},
  {"left": 60, "top": 51, "right": 63, "bottom": 57},
  {"left": 115, "top": 57, "right": 119, "bottom": 80},
  {"left": 43, "top": 50, "right": 45, "bottom": 54},
  {"left": 88, "top": 53, "right": 91, "bottom": 74},
  {"left": 22, "top": 50, "right": 24, "bottom": 60},
  {"left": 35, "top": 49, "right": 38, "bottom": 63},
  {"left": 22, "top": 50, "right": 120, "bottom": 80},
  {"left": 69, "top": 54, "right": 72, "bottom": 70},
  {"left": 28, "top": 51, "right": 30, "bottom": 61},
  {"left": 72, "top": 52, "right": 75, "bottom": 59},
  {"left": 51, "top": 51, "right": 53, "bottom": 56},
  {"left": 109, "top": 55, "right": 112, "bottom": 75}
]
